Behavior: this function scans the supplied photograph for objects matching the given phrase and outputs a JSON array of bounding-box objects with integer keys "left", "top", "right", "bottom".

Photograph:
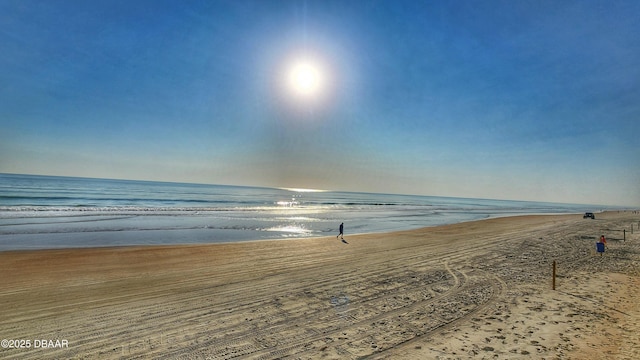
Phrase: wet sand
[{"left": 1, "top": 211, "right": 638, "bottom": 359}]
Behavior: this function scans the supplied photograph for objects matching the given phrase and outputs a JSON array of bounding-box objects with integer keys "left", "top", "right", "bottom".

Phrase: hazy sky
[{"left": 1, "top": 0, "right": 639, "bottom": 206}]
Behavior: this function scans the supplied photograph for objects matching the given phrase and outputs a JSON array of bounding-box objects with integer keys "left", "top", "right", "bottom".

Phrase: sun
[
  {"left": 288, "top": 59, "right": 323, "bottom": 97},
  {"left": 274, "top": 53, "right": 334, "bottom": 114}
]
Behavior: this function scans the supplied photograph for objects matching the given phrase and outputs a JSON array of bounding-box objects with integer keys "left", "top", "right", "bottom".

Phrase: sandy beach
[{"left": 1, "top": 211, "right": 638, "bottom": 359}]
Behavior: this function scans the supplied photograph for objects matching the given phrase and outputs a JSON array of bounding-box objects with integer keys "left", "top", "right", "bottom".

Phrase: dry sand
[{"left": 1, "top": 211, "right": 639, "bottom": 359}]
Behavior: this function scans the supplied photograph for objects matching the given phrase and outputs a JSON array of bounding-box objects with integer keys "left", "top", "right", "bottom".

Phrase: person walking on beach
[
  {"left": 597, "top": 235, "right": 607, "bottom": 256},
  {"left": 337, "top": 222, "right": 344, "bottom": 240}
]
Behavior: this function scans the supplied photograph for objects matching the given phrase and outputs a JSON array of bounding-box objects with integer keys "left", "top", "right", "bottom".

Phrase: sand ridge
[{"left": 1, "top": 212, "right": 638, "bottom": 359}]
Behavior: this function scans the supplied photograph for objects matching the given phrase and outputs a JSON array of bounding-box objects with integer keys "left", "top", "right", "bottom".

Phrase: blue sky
[{"left": 1, "top": 0, "right": 639, "bottom": 206}]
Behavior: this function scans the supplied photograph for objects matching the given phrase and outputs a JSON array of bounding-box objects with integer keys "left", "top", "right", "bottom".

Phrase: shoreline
[
  {"left": 0, "top": 211, "right": 589, "bottom": 253},
  {"left": 1, "top": 211, "right": 638, "bottom": 359}
]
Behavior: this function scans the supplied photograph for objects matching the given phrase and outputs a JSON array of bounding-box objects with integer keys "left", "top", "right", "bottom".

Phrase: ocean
[{"left": 0, "top": 173, "right": 608, "bottom": 251}]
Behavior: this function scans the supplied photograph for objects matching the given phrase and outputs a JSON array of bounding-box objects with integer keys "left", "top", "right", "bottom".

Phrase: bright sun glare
[{"left": 288, "top": 60, "right": 323, "bottom": 97}]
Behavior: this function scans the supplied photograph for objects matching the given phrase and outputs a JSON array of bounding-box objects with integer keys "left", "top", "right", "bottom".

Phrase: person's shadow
[{"left": 341, "top": 239, "right": 349, "bottom": 244}]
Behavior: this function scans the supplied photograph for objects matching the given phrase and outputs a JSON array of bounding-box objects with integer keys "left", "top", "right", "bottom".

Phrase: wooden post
[
  {"left": 552, "top": 260, "right": 556, "bottom": 290},
  {"left": 624, "top": 229, "right": 626, "bottom": 242}
]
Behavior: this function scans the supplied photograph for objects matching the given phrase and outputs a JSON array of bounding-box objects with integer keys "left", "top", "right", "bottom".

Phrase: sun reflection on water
[{"left": 265, "top": 225, "right": 310, "bottom": 234}]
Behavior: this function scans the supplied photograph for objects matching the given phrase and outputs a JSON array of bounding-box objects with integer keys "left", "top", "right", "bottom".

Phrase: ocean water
[{"left": 0, "top": 173, "right": 607, "bottom": 251}]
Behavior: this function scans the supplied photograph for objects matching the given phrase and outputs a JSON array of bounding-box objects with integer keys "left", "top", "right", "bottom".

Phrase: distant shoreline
[{"left": 0, "top": 211, "right": 592, "bottom": 253}]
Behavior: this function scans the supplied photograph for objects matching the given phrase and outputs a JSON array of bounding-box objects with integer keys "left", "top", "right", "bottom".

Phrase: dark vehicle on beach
[{"left": 583, "top": 212, "right": 595, "bottom": 219}]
